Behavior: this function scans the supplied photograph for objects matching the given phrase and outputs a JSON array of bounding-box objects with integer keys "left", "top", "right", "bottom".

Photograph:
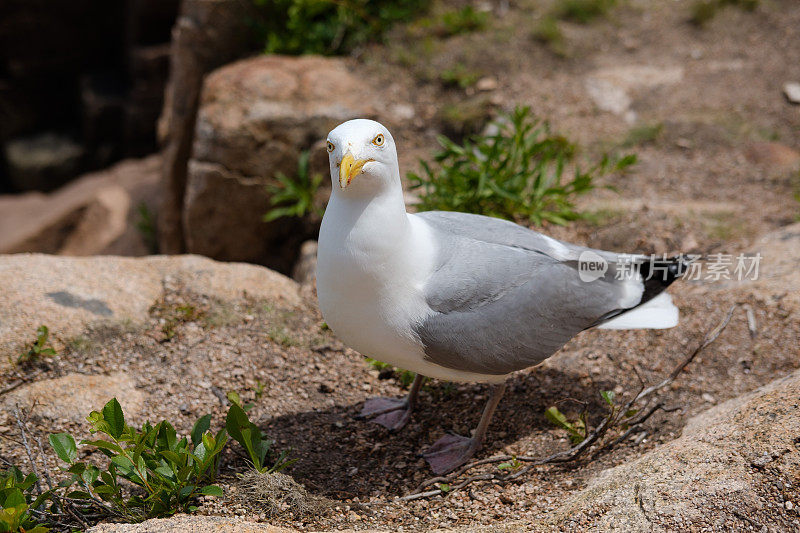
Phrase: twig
[
  {"left": 400, "top": 305, "right": 736, "bottom": 501},
  {"left": 743, "top": 304, "right": 757, "bottom": 339},
  {"left": 0, "top": 369, "right": 43, "bottom": 396},
  {"left": 13, "top": 405, "right": 45, "bottom": 497}
]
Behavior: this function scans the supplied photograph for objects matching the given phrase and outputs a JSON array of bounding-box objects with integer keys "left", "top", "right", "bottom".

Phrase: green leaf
[
  {"left": 600, "top": 390, "right": 615, "bottom": 407},
  {"left": 544, "top": 406, "right": 571, "bottom": 430},
  {"left": 437, "top": 483, "right": 451, "bottom": 493},
  {"left": 79, "top": 439, "right": 123, "bottom": 455},
  {"left": 191, "top": 415, "right": 212, "bottom": 446},
  {"left": 49, "top": 433, "right": 77, "bottom": 463},
  {"left": 101, "top": 398, "right": 126, "bottom": 439},
  {"left": 226, "top": 391, "right": 243, "bottom": 408},
  {"left": 199, "top": 485, "right": 223, "bottom": 497}
]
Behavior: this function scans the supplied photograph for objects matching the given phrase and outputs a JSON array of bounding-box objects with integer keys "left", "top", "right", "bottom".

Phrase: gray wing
[
  {"left": 413, "top": 211, "right": 647, "bottom": 376},
  {"left": 416, "top": 210, "right": 632, "bottom": 263}
]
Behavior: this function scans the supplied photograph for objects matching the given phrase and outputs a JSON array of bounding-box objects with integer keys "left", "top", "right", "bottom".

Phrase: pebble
[
  {"left": 702, "top": 393, "right": 716, "bottom": 404},
  {"left": 784, "top": 82, "right": 800, "bottom": 104},
  {"left": 786, "top": 501, "right": 794, "bottom": 511},
  {"left": 476, "top": 77, "right": 498, "bottom": 91}
]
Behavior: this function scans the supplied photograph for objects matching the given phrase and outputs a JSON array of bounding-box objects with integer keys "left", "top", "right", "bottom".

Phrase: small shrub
[
  {"left": 17, "top": 326, "right": 56, "bottom": 365},
  {"left": 0, "top": 468, "right": 49, "bottom": 532},
  {"left": 250, "top": 0, "right": 427, "bottom": 55},
  {"left": 263, "top": 151, "right": 325, "bottom": 223},
  {"left": 409, "top": 106, "right": 636, "bottom": 226},
  {"left": 50, "top": 398, "right": 226, "bottom": 522}
]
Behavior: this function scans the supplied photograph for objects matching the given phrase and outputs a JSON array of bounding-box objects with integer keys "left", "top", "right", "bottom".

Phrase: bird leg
[
  {"left": 422, "top": 381, "right": 507, "bottom": 474},
  {"left": 357, "top": 373, "right": 424, "bottom": 431}
]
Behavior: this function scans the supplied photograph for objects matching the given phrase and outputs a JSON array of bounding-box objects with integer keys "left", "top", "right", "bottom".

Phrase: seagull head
[{"left": 326, "top": 119, "right": 400, "bottom": 194}]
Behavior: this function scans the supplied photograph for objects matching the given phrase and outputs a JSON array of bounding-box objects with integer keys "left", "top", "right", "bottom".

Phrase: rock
[
  {"left": 0, "top": 254, "right": 301, "bottom": 374},
  {"left": 157, "top": 0, "right": 251, "bottom": 254},
  {"left": 87, "top": 515, "right": 292, "bottom": 532},
  {"left": 184, "top": 54, "right": 410, "bottom": 270},
  {"left": 0, "top": 155, "right": 160, "bottom": 256},
  {"left": 744, "top": 142, "right": 800, "bottom": 171},
  {"left": 2, "top": 374, "right": 143, "bottom": 425},
  {"left": 541, "top": 368, "right": 800, "bottom": 531},
  {"left": 585, "top": 65, "right": 684, "bottom": 120},
  {"left": 783, "top": 82, "right": 800, "bottom": 105},
  {"left": 4, "top": 132, "right": 84, "bottom": 191},
  {"left": 291, "top": 240, "right": 318, "bottom": 286}
]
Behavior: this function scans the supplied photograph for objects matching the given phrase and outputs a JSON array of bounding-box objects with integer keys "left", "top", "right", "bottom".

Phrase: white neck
[{"left": 321, "top": 183, "right": 411, "bottom": 263}]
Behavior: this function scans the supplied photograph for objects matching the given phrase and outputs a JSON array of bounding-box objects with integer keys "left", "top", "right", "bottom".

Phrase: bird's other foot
[
  {"left": 357, "top": 397, "right": 411, "bottom": 431},
  {"left": 422, "top": 433, "right": 480, "bottom": 474}
]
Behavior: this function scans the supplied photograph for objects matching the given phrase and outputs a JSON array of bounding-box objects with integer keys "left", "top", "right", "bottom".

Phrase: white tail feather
[{"left": 598, "top": 292, "right": 679, "bottom": 330}]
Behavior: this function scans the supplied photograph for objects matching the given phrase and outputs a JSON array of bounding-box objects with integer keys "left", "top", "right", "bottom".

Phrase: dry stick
[
  {"left": 401, "top": 305, "right": 737, "bottom": 502},
  {"left": 12, "top": 405, "right": 45, "bottom": 497}
]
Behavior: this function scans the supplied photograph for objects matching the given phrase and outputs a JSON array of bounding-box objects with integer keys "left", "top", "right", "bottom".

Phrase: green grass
[
  {"left": 623, "top": 122, "right": 664, "bottom": 147},
  {"left": 409, "top": 106, "right": 636, "bottom": 226},
  {"left": 553, "top": 0, "right": 618, "bottom": 24},
  {"left": 690, "top": 0, "right": 759, "bottom": 26},
  {"left": 531, "top": 16, "right": 567, "bottom": 56},
  {"left": 438, "top": 5, "right": 488, "bottom": 36},
  {"left": 439, "top": 63, "right": 482, "bottom": 89}
]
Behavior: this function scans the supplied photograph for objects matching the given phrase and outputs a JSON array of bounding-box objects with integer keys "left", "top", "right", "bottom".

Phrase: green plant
[
  {"left": 409, "top": 106, "right": 636, "bottom": 226},
  {"left": 50, "top": 399, "right": 226, "bottom": 522},
  {"left": 439, "top": 63, "right": 482, "bottom": 90},
  {"left": 553, "top": 0, "right": 618, "bottom": 23},
  {"left": 250, "top": 0, "right": 426, "bottom": 55},
  {"left": 623, "top": 122, "right": 664, "bottom": 147},
  {"left": 365, "top": 358, "right": 416, "bottom": 388},
  {"left": 0, "top": 468, "right": 49, "bottom": 532},
  {"left": 264, "top": 151, "right": 325, "bottom": 223},
  {"left": 690, "top": 0, "right": 758, "bottom": 26},
  {"left": 135, "top": 203, "right": 158, "bottom": 254},
  {"left": 531, "top": 16, "right": 567, "bottom": 56},
  {"left": 545, "top": 405, "right": 587, "bottom": 444},
  {"left": 18, "top": 326, "right": 56, "bottom": 365},
  {"left": 545, "top": 390, "right": 638, "bottom": 444},
  {"left": 225, "top": 396, "right": 295, "bottom": 474},
  {"left": 497, "top": 457, "right": 522, "bottom": 471},
  {"left": 439, "top": 5, "right": 488, "bottom": 36}
]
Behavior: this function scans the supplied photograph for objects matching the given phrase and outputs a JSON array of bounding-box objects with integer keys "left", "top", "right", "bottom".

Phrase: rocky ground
[{"left": 2, "top": 0, "right": 800, "bottom": 531}]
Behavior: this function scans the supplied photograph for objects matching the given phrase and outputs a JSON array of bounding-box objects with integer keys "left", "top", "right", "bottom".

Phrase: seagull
[{"left": 316, "top": 119, "right": 686, "bottom": 474}]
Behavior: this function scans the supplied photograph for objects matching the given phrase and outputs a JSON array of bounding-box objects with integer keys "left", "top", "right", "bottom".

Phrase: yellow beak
[{"left": 338, "top": 152, "right": 371, "bottom": 189}]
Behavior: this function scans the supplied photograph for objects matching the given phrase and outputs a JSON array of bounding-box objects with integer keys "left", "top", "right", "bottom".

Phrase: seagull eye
[
  {"left": 326, "top": 141, "right": 335, "bottom": 153},
  {"left": 372, "top": 134, "right": 385, "bottom": 147}
]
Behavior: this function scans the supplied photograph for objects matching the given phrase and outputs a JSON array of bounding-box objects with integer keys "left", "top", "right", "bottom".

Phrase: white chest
[{"left": 316, "top": 206, "right": 434, "bottom": 369}]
